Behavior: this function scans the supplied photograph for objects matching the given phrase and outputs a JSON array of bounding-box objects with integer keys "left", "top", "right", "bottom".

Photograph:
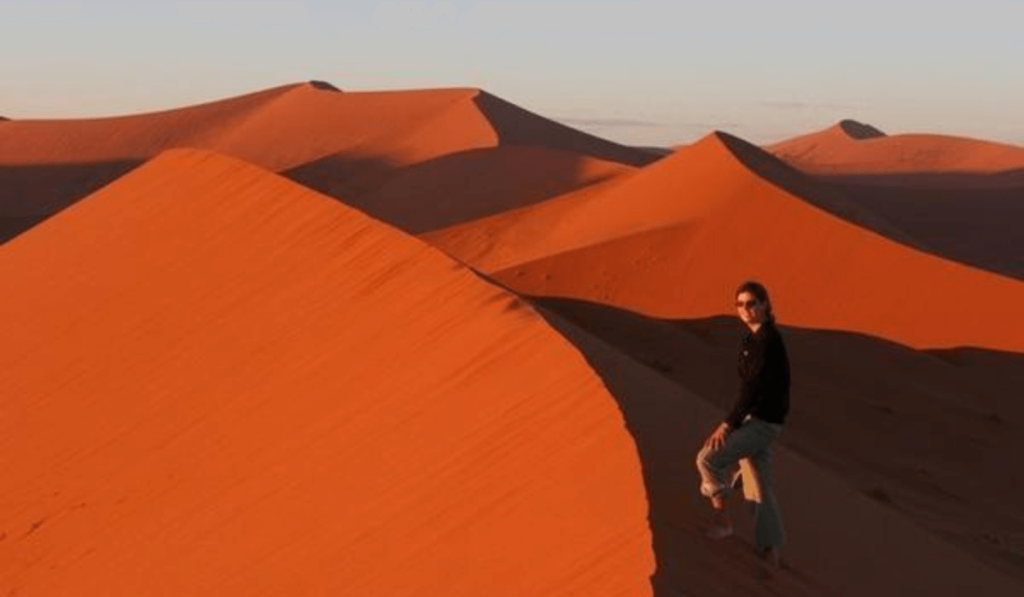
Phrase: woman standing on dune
[{"left": 695, "top": 280, "right": 790, "bottom": 568}]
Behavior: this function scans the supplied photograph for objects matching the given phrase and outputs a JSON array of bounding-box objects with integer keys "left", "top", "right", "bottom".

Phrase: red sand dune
[
  {"left": 763, "top": 121, "right": 1024, "bottom": 279},
  {"left": 767, "top": 120, "right": 1024, "bottom": 174},
  {"left": 0, "top": 82, "right": 652, "bottom": 170},
  {"left": 0, "top": 83, "right": 493, "bottom": 171},
  {"left": 430, "top": 131, "right": 1024, "bottom": 352},
  {"left": 0, "top": 150, "right": 654, "bottom": 596},
  {"left": 422, "top": 173, "right": 632, "bottom": 271},
  {"left": 288, "top": 144, "right": 636, "bottom": 233},
  {"left": 1, "top": 82, "right": 655, "bottom": 242},
  {"left": 425, "top": 131, "right": 908, "bottom": 271}
]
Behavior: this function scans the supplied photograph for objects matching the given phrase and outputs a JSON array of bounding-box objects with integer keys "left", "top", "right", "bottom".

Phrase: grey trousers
[{"left": 695, "top": 416, "right": 786, "bottom": 549}]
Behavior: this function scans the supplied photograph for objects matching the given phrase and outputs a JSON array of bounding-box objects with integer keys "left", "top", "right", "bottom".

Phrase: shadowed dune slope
[
  {"left": 472, "top": 91, "right": 656, "bottom": 167},
  {"left": 537, "top": 299, "right": 1024, "bottom": 586},
  {"left": 280, "top": 88, "right": 654, "bottom": 187},
  {"left": 535, "top": 307, "right": 1024, "bottom": 596},
  {"left": 289, "top": 145, "right": 636, "bottom": 233},
  {"left": 767, "top": 121, "right": 1024, "bottom": 174},
  {"left": 1, "top": 83, "right": 654, "bottom": 241},
  {"left": 0, "top": 83, "right": 494, "bottom": 240},
  {"left": 0, "top": 149, "right": 654, "bottom": 596},
  {"left": 0, "top": 83, "right": 656, "bottom": 171},
  {"left": 719, "top": 133, "right": 1024, "bottom": 279},
  {"left": 764, "top": 122, "right": 1024, "bottom": 279},
  {"left": 445, "top": 132, "right": 1024, "bottom": 351},
  {"left": 810, "top": 175, "right": 1024, "bottom": 279},
  {"left": 0, "top": 159, "right": 143, "bottom": 228}
]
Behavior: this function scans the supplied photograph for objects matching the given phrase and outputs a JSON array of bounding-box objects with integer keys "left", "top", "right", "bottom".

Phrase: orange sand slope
[
  {"left": 422, "top": 172, "right": 633, "bottom": 272},
  {"left": 767, "top": 120, "right": 1024, "bottom": 174},
  {"left": 430, "top": 132, "right": 1024, "bottom": 351},
  {"left": 0, "top": 150, "right": 654, "bottom": 596},
  {"left": 0, "top": 82, "right": 654, "bottom": 241}
]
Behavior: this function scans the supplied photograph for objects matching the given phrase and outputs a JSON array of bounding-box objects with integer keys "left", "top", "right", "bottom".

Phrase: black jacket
[{"left": 725, "top": 320, "right": 790, "bottom": 428}]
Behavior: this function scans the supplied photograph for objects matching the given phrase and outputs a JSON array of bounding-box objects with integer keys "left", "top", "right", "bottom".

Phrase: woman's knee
[
  {"left": 695, "top": 445, "right": 711, "bottom": 468},
  {"left": 697, "top": 445, "right": 732, "bottom": 472}
]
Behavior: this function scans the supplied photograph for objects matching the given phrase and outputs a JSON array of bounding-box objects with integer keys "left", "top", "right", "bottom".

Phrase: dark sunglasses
[{"left": 735, "top": 299, "right": 760, "bottom": 309}]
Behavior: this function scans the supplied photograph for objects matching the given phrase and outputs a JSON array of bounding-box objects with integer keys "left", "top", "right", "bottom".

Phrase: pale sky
[{"left": 1, "top": 0, "right": 1022, "bottom": 146}]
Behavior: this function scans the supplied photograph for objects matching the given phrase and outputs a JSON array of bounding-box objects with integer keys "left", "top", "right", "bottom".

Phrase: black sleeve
[{"left": 725, "top": 334, "right": 769, "bottom": 429}]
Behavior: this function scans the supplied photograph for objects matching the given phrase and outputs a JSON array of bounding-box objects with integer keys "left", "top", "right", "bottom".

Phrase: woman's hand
[{"left": 704, "top": 422, "right": 730, "bottom": 451}]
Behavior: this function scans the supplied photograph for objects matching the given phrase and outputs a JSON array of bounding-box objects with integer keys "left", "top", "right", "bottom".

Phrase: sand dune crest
[{"left": 836, "top": 119, "right": 886, "bottom": 139}]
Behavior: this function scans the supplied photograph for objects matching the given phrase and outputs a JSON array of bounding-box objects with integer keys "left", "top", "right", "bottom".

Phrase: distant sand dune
[
  {"left": 0, "top": 82, "right": 656, "bottom": 242},
  {"left": 0, "top": 83, "right": 483, "bottom": 170},
  {"left": 767, "top": 121, "right": 1024, "bottom": 174},
  {"left": 303, "top": 145, "right": 635, "bottom": 232},
  {"left": 430, "top": 131, "right": 1024, "bottom": 351},
  {"left": 0, "top": 149, "right": 654, "bottom": 596},
  {"left": 765, "top": 122, "right": 1024, "bottom": 278},
  {"left": 427, "top": 132, "right": 910, "bottom": 272}
]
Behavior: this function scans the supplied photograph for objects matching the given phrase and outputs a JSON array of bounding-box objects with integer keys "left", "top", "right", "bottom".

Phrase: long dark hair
[{"left": 735, "top": 280, "right": 775, "bottom": 323}]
